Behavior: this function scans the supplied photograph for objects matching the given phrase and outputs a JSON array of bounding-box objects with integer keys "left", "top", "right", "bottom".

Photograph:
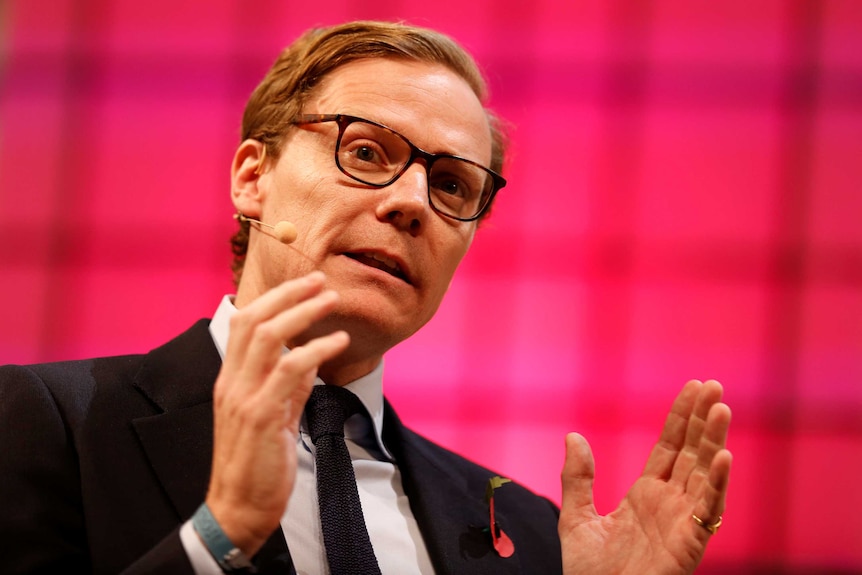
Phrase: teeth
[
  {"left": 347, "top": 252, "right": 406, "bottom": 280},
  {"left": 370, "top": 253, "right": 399, "bottom": 271}
]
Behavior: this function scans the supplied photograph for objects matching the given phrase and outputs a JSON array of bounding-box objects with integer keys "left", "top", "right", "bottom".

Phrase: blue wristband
[{"left": 191, "top": 503, "right": 255, "bottom": 573}]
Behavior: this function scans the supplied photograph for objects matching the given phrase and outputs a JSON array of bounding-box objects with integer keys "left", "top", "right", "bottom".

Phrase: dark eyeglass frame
[{"left": 291, "top": 113, "right": 506, "bottom": 222}]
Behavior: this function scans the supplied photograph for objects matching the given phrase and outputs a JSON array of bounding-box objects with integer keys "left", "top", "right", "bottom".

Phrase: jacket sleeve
[
  {"left": 120, "top": 525, "right": 196, "bottom": 574},
  {"left": 0, "top": 365, "right": 196, "bottom": 575},
  {"left": 0, "top": 364, "right": 91, "bottom": 574}
]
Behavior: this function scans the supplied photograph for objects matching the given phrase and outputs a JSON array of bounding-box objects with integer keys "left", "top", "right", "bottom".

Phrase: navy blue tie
[{"left": 305, "top": 385, "right": 382, "bottom": 575}]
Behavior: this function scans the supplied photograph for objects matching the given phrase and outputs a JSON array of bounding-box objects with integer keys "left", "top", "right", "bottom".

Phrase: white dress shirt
[{"left": 179, "top": 295, "right": 434, "bottom": 574}]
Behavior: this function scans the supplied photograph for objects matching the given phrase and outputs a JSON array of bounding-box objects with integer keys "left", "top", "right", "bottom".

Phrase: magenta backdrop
[{"left": 2, "top": 1, "right": 861, "bottom": 572}]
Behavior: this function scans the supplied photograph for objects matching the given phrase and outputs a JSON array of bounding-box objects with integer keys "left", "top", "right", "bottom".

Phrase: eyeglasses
[{"left": 292, "top": 114, "right": 506, "bottom": 222}]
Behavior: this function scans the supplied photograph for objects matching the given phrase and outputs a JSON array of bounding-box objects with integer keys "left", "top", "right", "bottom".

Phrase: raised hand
[
  {"left": 559, "top": 380, "right": 732, "bottom": 574},
  {"left": 205, "top": 272, "right": 350, "bottom": 556}
]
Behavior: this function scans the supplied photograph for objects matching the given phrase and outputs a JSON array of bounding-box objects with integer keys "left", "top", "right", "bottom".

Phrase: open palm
[{"left": 559, "top": 380, "right": 732, "bottom": 575}]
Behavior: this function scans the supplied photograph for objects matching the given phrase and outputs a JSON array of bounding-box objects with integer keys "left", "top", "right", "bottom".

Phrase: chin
[{"left": 326, "top": 307, "right": 427, "bottom": 354}]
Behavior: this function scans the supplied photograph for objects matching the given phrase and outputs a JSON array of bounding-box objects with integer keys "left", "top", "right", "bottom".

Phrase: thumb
[{"left": 559, "top": 432, "right": 598, "bottom": 529}]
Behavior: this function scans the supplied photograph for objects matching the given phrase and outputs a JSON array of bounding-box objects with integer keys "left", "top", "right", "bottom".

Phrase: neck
[
  {"left": 317, "top": 355, "right": 381, "bottom": 387},
  {"left": 233, "top": 273, "right": 391, "bottom": 387}
]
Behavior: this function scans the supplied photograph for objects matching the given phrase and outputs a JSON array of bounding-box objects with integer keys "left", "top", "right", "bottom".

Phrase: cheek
[
  {"left": 446, "top": 225, "right": 475, "bottom": 268},
  {"left": 277, "top": 176, "right": 344, "bottom": 231},
  {"left": 429, "top": 228, "right": 475, "bottom": 294},
  {"left": 308, "top": 184, "right": 361, "bottom": 225}
]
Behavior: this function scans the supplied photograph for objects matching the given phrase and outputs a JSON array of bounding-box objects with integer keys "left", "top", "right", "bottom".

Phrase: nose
[{"left": 374, "top": 161, "right": 429, "bottom": 235}]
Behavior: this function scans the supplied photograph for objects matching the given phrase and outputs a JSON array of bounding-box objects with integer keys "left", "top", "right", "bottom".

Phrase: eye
[
  {"left": 430, "top": 163, "right": 483, "bottom": 200},
  {"left": 432, "top": 177, "right": 468, "bottom": 198},
  {"left": 355, "top": 146, "right": 377, "bottom": 163},
  {"left": 430, "top": 174, "right": 474, "bottom": 215},
  {"left": 341, "top": 139, "right": 389, "bottom": 167}
]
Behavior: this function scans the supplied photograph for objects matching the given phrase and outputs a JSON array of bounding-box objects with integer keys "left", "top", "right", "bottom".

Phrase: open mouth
[{"left": 345, "top": 252, "right": 410, "bottom": 284}]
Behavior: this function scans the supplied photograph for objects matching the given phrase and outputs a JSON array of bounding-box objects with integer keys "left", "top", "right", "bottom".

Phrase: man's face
[{"left": 234, "top": 57, "right": 493, "bottom": 366}]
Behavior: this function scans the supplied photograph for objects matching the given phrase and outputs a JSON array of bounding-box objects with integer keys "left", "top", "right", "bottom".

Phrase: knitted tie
[{"left": 305, "top": 385, "right": 382, "bottom": 575}]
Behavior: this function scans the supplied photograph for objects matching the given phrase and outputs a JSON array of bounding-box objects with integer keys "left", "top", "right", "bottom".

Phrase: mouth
[{"left": 344, "top": 251, "right": 411, "bottom": 284}]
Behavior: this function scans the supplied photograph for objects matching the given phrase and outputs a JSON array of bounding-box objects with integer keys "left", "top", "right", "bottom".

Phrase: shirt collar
[{"left": 209, "top": 295, "right": 393, "bottom": 460}]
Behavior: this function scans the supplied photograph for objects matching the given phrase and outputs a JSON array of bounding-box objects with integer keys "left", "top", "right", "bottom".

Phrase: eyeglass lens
[{"left": 335, "top": 119, "right": 493, "bottom": 220}]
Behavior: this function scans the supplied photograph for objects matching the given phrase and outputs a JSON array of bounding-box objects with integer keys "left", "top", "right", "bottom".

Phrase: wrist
[{"left": 191, "top": 503, "right": 256, "bottom": 573}]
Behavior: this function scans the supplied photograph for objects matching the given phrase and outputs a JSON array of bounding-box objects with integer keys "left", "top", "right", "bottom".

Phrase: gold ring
[{"left": 692, "top": 513, "right": 722, "bottom": 535}]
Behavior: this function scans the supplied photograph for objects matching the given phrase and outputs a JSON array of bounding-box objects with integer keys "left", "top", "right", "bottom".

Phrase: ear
[{"left": 231, "top": 139, "right": 269, "bottom": 216}]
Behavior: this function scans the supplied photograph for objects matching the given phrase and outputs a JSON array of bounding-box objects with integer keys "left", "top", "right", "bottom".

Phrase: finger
[
  {"left": 692, "top": 448, "right": 732, "bottom": 540},
  {"left": 686, "top": 401, "right": 731, "bottom": 495},
  {"left": 642, "top": 380, "right": 702, "bottom": 479},
  {"left": 240, "top": 289, "right": 341, "bottom": 385},
  {"left": 670, "top": 380, "right": 724, "bottom": 484},
  {"left": 276, "top": 333, "right": 351, "bottom": 439},
  {"left": 559, "top": 433, "right": 598, "bottom": 531},
  {"left": 262, "top": 330, "right": 351, "bottom": 409},
  {"left": 687, "top": 380, "right": 724, "bottom": 449},
  {"left": 224, "top": 272, "right": 326, "bottom": 368}
]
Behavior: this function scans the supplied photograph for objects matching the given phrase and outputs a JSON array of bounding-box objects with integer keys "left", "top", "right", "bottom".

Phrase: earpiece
[{"left": 234, "top": 212, "right": 298, "bottom": 245}]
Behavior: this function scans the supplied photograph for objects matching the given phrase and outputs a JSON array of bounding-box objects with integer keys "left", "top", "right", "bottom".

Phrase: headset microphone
[{"left": 235, "top": 213, "right": 298, "bottom": 245}]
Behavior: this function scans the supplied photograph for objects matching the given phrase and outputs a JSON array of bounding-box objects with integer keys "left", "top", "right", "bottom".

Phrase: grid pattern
[{"left": 2, "top": 1, "right": 861, "bottom": 572}]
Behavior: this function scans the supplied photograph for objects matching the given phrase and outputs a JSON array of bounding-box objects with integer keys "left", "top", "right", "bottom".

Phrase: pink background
[{"left": 2, "top": 1, "right": 861, "bottom": 572}]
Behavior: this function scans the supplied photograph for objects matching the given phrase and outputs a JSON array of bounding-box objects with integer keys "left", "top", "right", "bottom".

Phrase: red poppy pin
[{"left": 485, "top": 475, "right": 515, "bottom": 557}]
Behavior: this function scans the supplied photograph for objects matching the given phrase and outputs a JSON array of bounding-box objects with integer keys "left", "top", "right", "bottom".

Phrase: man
[{"left": 0, "top": 21, "right": 731, "bottom": 574}]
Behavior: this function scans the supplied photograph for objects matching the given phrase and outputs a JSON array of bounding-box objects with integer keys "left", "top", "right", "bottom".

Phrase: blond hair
[{"left": 231, "top": 21, "right": 506, "bottom": 284}]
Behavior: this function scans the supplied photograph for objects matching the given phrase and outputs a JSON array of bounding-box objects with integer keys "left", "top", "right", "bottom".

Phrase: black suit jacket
[{"left": 0, "top": 320, "right": 562, "bottom": 574}]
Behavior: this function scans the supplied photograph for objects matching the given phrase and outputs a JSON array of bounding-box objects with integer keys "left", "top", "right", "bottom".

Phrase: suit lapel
[
  {"left": 383, "top": 401, "right": 522, "bottom": 575},
  {"left": 129, "top": 320, "right": 292, "bottom": 572},
  {"left": 125, "top": 321, "right": 525, "bottom": 574},
  {"left": 130, "top": 320, "right": 220, "bottom": 520}
]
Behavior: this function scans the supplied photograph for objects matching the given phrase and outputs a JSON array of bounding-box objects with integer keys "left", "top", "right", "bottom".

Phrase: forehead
[{"left": 306, "top": 58, "right": 493, "bottom": 166}]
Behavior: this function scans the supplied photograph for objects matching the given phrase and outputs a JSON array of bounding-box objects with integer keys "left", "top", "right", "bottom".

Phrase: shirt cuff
[{"left": 180, "top": 519, "right": 226, "bottom": 575}]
